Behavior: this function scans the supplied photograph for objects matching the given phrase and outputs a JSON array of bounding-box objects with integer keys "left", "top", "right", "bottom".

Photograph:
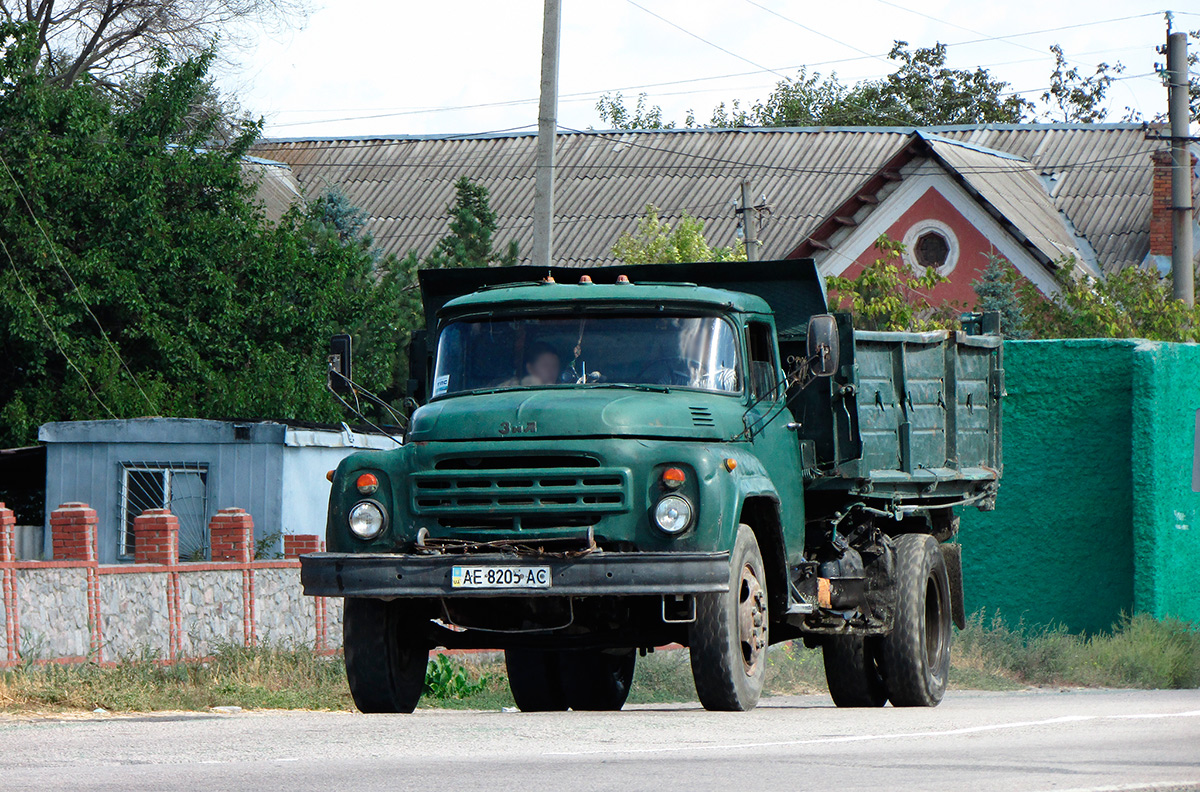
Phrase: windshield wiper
[{"left": 580, "top": 382, "right": 672, "bottom": 393}]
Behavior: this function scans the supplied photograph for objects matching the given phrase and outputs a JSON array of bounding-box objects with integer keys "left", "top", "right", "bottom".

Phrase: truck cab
[{"left": 302, "top": 260, "right": 1003, "bottom": 713}]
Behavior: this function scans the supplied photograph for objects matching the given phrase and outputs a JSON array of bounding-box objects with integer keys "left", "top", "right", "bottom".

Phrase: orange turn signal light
[
  {"left": 662, "top": 467, "right": 686, "bottom": 488},
  {"left": 724, "top": 458, "right": 738, "bottom": 472},
  {"left": 325, "top": 470, "right": 335, "bottom": 482},
  {"left": 356, "top": 473, "right": 379, "bottom": 494}
]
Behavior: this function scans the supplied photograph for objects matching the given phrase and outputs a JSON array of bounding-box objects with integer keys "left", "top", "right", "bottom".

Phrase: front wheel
[
  {"left": 343, "top": 598, "right": 430, "bottom": 713},
  {"left": 883, "top": 533, "right": 952, "bottom": 707},
  {"left": 689, "top": 525, "right": 769, "bottom": 711}
]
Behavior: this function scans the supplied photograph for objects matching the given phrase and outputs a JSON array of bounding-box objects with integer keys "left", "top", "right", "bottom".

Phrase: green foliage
[
  {"left": 1042, "top": 44, "right": 1128, "bottom": 123},
  {"left": 839, "top": 41, "right": 1032, "bottom": 127},
  {"left": 972, "top": 253, "right": 1030, "bottom": 339},
  {"left": 955, "top": 611, "right": 1200, "bottom": 689},
  {"left": 826, "top": 234, "right": 952, "bottom": 331},
  {"left": 0, "top": 22, "right": 412, "bottom": 446},
  {"left": 596, "top": 92, "right": 681, "bottom": 130},
  {"left": 423, "top": 654, "right": 494, "bottom": 700},
  {"left": 597, "top": 42, "right": 1031, "bottom": 130},
  {"left": 611, "top": 204, "right": 745, "bottom": 265},
  {"left": 1021, "top": 263, "right": 1200, "bottom": 342}
]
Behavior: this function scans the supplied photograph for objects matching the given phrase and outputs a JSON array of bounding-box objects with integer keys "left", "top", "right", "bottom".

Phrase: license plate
[{"left": 451, "top": 565, "right": 552, "bottom": 589}]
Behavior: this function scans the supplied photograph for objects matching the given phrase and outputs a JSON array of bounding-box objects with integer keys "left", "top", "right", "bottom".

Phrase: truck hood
[{"left": 407, "top": 389, "right": 740, "bottom": 442}]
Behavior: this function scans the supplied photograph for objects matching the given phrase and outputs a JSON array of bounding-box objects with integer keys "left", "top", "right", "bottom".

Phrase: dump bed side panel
[{"left": 833, "top": 330, "right": 1002, "bottom": 502}]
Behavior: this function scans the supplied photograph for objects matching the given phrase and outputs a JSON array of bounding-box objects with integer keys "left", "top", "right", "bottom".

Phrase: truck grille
[{"left": 410, "top": 465, "right": 630, "bottom": 528}]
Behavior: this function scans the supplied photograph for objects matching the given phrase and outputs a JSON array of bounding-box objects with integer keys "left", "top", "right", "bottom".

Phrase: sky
[{"left": 214, "top": 1, "right": 1200, "bottom": 140}]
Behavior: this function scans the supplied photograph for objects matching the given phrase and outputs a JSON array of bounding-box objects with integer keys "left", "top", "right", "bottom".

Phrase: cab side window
[{"left": 746, "top": 322, "right": 778, "bottom": 401}]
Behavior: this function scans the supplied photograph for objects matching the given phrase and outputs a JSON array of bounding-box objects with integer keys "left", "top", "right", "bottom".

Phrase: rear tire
[
  {"left": 505, "top": 649, "right": 568, "bottom": 712},
  {"left": 343, "top": 598, "right": 429, "bottom": 713},
  {"left": 883, "top": 534, "right": 952, "bottom": 707},
  {"left": 561, "top": 649, "right": 637, "bottom": 711},
  {"left": 689, "top": 525, "right": 769, "bottom": 712},
  {"left": 823, "top": 635, "right": 888, "bottom": 707}
]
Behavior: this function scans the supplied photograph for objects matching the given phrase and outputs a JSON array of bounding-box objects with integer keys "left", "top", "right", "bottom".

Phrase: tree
[
  {"left": 596, "top": 92, "right": 683, "bottom": 130},
  {"left": 611, "top": 204, "right": 745, "bottom": 265},
  {"left": 1042, "top": 44, "right": 1127, "bottom": 123},
  {"left": 972, "top": 253, "right": 1030, "bottom": 338},
  {"left": 596, "top": 42, "right": 1031, "bottom": 130},
  {"left": 0, "top": 22, "right": 402, "bottom": 447},
  {"left": 0, "top": 0, "right": 308, "bottom": 88},
  {"left": 1019, "top": 263, "right": 1200, "bottom": 342},
  {"left": 421, "top": 177, "right": 518, "bottom": 270},
  {"left": 826, "top": 235, "right": 951, "bottom": 331}
]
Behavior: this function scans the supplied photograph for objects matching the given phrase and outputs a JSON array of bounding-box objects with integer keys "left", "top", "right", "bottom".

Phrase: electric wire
[
  {"left": 0, "top": 151, "right": 159, "bottom": 415},
  {"left": 0, "top": 236, "right": 118, "bottom": 419}
]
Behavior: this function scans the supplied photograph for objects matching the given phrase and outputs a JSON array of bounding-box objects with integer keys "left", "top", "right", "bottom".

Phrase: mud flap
[{"left": 941, "top": 543, "right": 965, "bottom": 630}]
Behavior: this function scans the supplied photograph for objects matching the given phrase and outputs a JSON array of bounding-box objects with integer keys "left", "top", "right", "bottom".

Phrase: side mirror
[
  {"left": 329, "top": 334, "right": 353, "bottom": 393},
  {"left": 806, "top": 314, "right": 840, "bottom": 377}
]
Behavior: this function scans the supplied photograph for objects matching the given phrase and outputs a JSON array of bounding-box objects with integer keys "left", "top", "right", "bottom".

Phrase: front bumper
[{"left": 300, "top": 550, "right": 731, "bottom": 598}]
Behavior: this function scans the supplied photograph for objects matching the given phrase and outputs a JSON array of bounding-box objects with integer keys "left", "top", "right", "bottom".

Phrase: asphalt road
[{"left": 1, "top": 689, "right": 1199, "bottom": 791}]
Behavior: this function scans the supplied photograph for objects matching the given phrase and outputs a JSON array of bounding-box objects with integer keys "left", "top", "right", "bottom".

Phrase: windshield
[{"left": 432, "top": 314, "right": 741, "bottom": 398}]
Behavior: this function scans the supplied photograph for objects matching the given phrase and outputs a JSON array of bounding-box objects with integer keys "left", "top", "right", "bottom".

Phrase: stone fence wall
[{"left": 0, "top": 501, "right": 340, "bottom": 666}]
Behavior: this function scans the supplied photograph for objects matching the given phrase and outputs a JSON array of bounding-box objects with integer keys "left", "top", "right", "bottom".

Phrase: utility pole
[
  {"left": 532, "top": 0, "right": 561, "bottom": 270},
  {"left": 740, "top": 179, "right": 759, "bottom": 262},
  {"left": 1167, "top": 30, "right": 1194, "bottom": 306}
]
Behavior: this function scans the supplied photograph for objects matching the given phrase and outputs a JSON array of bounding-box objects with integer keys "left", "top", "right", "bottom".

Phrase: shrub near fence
[{"left": 0, "top": 501, "right": 340, "bottom": 666}]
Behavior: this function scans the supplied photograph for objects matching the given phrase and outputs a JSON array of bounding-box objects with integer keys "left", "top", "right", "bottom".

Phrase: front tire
[
  {"left": 823, "top": 635, "right": 888, "bottom": 707},
  {"left": 883, "top": 534, "right": 952, "bottom": 707},
  {"left": 689, "top": 525, "right": 769, "bottom": 711},
  {"left": 343, "top": 598, "right": 430, "bottom": 713}
]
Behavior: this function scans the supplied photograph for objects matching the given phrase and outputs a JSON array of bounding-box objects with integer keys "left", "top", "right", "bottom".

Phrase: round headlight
[
  {"left": 348, "top": 500, "right": 386, "bottom": 540},
  {"left": 654, "top": 495, "right": 693, "bottom": 535}
]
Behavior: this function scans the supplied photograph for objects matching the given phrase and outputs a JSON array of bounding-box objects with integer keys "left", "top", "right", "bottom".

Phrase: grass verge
[{"left": 1, "top": 612, "right": 1195, "bottom": 713}]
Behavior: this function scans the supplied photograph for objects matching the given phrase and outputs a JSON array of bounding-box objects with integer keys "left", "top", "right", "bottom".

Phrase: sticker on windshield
[{"left": 433, "top": 374, "right": 450, "bottom": 397}]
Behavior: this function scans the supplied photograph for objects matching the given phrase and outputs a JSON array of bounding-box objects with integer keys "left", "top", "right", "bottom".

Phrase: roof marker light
[
  {"left": 541, "top": 273, "right": 556, "bottom": 284},
  {"left": 615, "top": 274, "right": 631, "bottom": 284},
  {"left": 579, "top": 275, "right": 593, "bottom": 284}
]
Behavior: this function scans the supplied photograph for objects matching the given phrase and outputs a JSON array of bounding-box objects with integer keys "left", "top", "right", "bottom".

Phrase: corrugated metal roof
[
  {"left": 250, "top": 124, "right": 1179, "bottom": 272},
  {"left": 923, "top": 134, "right": 1094, "bottom": 273}
]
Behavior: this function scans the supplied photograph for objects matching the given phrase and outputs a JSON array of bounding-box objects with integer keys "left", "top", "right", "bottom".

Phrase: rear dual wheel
[
  {"left": 821, "top": 533, "right": 952, "bottom": 708},
  {"left": 505, "top": 648, "right": 636, "bottom": 712}
]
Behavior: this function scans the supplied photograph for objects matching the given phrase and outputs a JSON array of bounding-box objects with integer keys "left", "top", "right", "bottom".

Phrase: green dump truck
[{"left": 301, "top": 260, "right": 1003, "bottom": 713}]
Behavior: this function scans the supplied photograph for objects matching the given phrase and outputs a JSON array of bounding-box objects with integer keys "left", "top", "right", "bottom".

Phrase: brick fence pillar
[
  {"left": 1, "top": 501, "right": 17, "bottom": 661},
  {"left": 50, "top": 502, "right": 98, "bottom": 561},
  {"left": 209, "top": 508, "right": 254, "bottom": 563},
  {"left": 133, "top": 509, "right": 179, "bottom": 565},
  {"left": 283, "top": 534, "right": 321, "bottom": 558},
  {"left": 0, "top": 503, "right": 14, "bottom": 563}
]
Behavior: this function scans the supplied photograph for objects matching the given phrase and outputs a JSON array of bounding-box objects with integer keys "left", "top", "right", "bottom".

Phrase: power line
[
  {"left": 264, "top": 12, "right": 1166, "bottom": 130},
  {"left": 256, "top": 126, "right": 1159, "bottom": 180},
  {"left": 623, "top": 0, "right": 788, "bottom": 80},
  {"left": 0, "top": 152, "right": 159, "bottom": 415},
  {"left": 0, "top": 237, "right": 118, "bottom": 420},
  {"left": 740, "top": 0, "right": 886, "bottom": 63}
]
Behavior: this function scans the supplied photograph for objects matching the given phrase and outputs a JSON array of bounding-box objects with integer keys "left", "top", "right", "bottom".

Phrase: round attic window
[
  {"left": 915, "top": 231, "right": 950, "bottom": 269},
  {"left": 902, "top": 219, "right": 959, "bottom": 276}
]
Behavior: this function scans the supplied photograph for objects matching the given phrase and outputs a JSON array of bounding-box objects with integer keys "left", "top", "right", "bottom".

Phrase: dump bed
[{"left": 799, "top": 326, "right": 1003, "bottom": 506}]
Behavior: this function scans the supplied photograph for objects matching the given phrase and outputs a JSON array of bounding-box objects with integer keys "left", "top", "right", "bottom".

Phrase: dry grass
[{"left": 2, "top": 612, "right": 1195, "bottom": 713}]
